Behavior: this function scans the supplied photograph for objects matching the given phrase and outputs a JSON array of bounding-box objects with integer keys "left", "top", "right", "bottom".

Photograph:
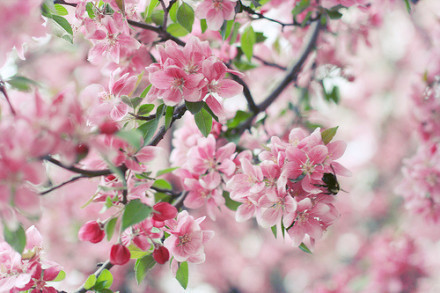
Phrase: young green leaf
[
  {"left": 140, "top": 85, "right": 152, "bottom": 99},
  {"left": 3, "top": 224, "right": 26, "bottom": 254},
  {"left": 6, "top": 76, "right": 39, "bottom": 92},
  {"left": 229, "top": 22, "right": 240, "bottom": 44},
  {"left": 194, "top": 107, "right": 213, "bottom": 137},
  {"left": 145, "top": 0, "right": 159, "bottom": 19},
  {"left": 121, "top": 199, "right": 152, "bottom": 231},
  {"left": 51, "top": 15, "right": 73, "bottom": 36},
  {"left": 135, "top": 255, "right": 156, "bottom": 284},
  {"left": 166, "top": 23, "right": 189, "bottom": 37},
  {"left": 105, "top": 218, "right": 118, "bottom": 241},
  {"left": 96, "top": 269, "right": 113, "bottom": 289},
  {"left": 129, "top": 244, "right": 149, "bottom": 259},
  {"left": 169, "top": 1, "right": 178, "bottom": 23},
  {"left": 54, "top": 4, "right": 68, "bottom": 15},
  {"left": 177, "top": 2, "right": 194, "bottom": 33},
  {"left": 200, "top": 19, "right": 207, "bottom": 33},
  {"left": 321, "top": 126, "right": 338, "bottom": 145},
  {"left": 222, "top": 191, "right": 241, "bottom": 211},
  {"left": 176, "top": 261, "right": 189, "bottom": 289},
  {"left": 241, "top": 26, "right": 256, "bottom": 61},
  {"left": 292, "top": 0, "right": 310, "bottom": 16},
  {"left": 137, "top": 104, "right": 155, "bottom": 116},
  {"left": 116, "top": 129, "right": 143, "bottom": 150},
  {"left": 227, "top": 110, "right": 253, "bottom": 129},
  {"left": 299, "top": 242, "right": 312, "bottom": 254},
  {"left": 86, "top": 2, "right": 96, "bottom": 18},
  {"left": 84, "top": 274, "right": 97, "bottom": 290},
  {"left": 138, "top": 120, "right": 158, "bottom": 146},
  {"left": 271, "top": 225, "right": 277, "bottom": 238},
  {"left": 152, "top": 179, "right": 173, "bottom": 190},
  {"left": 165, "top": 106, "right": 174, "bottom": 129},
  {"left": 185, "top": 101, "right": 204, "bottom": 114},
  {"left": 52, "top": 270, "right": 66, "bottom": 282},
  {"left": 221, "top": 20, "right": 234, "bottom": 40},
  {"left": 156, "top": 167, "right": 179, "bottom": 177}
]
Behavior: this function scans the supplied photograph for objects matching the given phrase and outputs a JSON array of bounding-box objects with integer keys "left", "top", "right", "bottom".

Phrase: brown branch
[
  {"left": 0, "top": 80, "right": 16, "bottom": 115},
  {"left": 40, "top": 175, "right": 87, "bottom": 195},
  {"left": 235, "top": 19, "right": 322, "bottom": 133},
  {"left": 44, "top": 156, "right": 117, "bottom": 177},
  {"left": 127, "top": 19, "right": 186, "bottom": 46},
  {"left": 253, "top": 56, "right": 287, "bottom": 71},
  {"left": 149, "top": 104, "right": 187, "bottom": 146}
]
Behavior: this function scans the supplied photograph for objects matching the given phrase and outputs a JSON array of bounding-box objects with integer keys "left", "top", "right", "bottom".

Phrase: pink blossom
[{"left": 196, "top": 0, "right": 238, "bottom": 31}]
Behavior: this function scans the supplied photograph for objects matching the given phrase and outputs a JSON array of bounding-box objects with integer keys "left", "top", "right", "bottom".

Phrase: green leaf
[
  {"left": 404, "top": 0, "right": 411, "bottom": 13},
  {"left": 129, "top": 244, "right": 149, "bottom": 259},
  {"left": 6, "top": 76, "right": 39, "bottom": 91},
  {"left": 151, "top": 10, "right": 164, "bottom": 26},
  {"left": 229, "top": 22, "right": 240, "bottom": 44},
  {"left": 299, "top": 242, "right": 312, "bottom": 254},
  {"left": 176, "top": 261, "right": 189, "bottom": 289},
  {"left": 86, "top": 2, "right": 96, "bottom": 18},
  {"left": 321, "top": 126, "right": 338, "bottom": 145},
  {"left": 185, "top": 101, "right": 204, "bottom": 114},
  {"left": 121, "top": 199, "right": 152, "bottom": 231},
  {"left": 51, "top": 15, "right": 73, "bottom": 35},
  {"left": 177, "top": 2, "right": 194, "bottom": 33},
  {"left": 292, "top": 0, "right": 310, "bottom": 16},
  {"left": 255, "top": 32, "right": 267, "bottom": 43},
  {"left": 152, "top": 179, "right": 172, "bottom": 190},
  {"left": 241, "top": 26, "right": 256, "bottom": 61},
  {"left": 227, "top": 110, "right": 253, "bottom": 129},
  {"left": 138, "top": 120, "right": 158, "bottom": 145},
  {"left": 271, "top": 225, "right": 277, "bottom": 238},
  {"left": 165, "top": 106, "right": 174, "bottom": 129},
  {"left": 140, "top": 85, "right": 152, "bottom": 99},
  {"left": 154, "top": 192, "right": 172, "bottom": 203},
  {"left": 96, "top": 269, "right": 113, "bottom": 289},
  {"left": 166, "top": 23, "right": 189, "bottom": 37},
  {"left": 194, "top": 107, "right": 212, "bottom": 137},
  {"left": 200, "top": 19, "right": 207, "bottom": 33},
  {"left": 202, "top": 103, "right": 219, "bottom": 122},
  {"left": 3, "top": 224, "right": 26, "bottom": 254},
  {"left": 169, "top": 1, "right": 178, "bottom": 23},
  {"left": 51, "top": 270, "right": 66, "bottom": 282},
  {"left": 135, "top": 255, "right": 156, "bottom": 284},
  {"left": 116, "top": 129, "right": 143, "bottom": 150},
  {"left": 105, "top": 218, "right": 118, "bottom": 241},
  {"left": 54, "top": 4, "right": 68, "bottom": 15},
  {"left": 222, "top": 191, "right": 241, "bottom": 211},
  {"left": 84, "top": 274, "right": 97, "bottom": 290},
  {"left": 145, "top": 0, "right": 159, "bottom": 19},
  {"left": 138, "top": 104, "right": 155, "bottom": 116},
  {"left": 156, "top": 167, "right": 179, "bottom": 177},
  {"left": 221, "top": 20, "right": 234, "bottom": 40},
  {"left": 232, "top": 60, "right": 257, "bottom": 71},
  {"left": 326, "top": 9, "right": 343, "bottom": 19}
]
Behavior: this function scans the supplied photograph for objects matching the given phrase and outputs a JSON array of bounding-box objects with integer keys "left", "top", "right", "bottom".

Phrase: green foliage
[
  {"left": 116, "top": 129, "right": 143, "bottom": 150},
  {"left": 200, "top": 19, "right": 207, "bottom": 33},
  {"left": 167, "top": 23, "right": 189, "bottom": 37},
  {"left": 221, "top": 20, "right": 235, "bottom": 40},
  {"left": 194, "top": 107, "right": 213, "bottom": 137},
  {"left": 169, "top": 2, "right": 178, "bottom": 23},
  {"left": 164, "top": 106, "right": 174, "bottom": 129},
  {"left": 94, "top": 269, "right": 113, "bottom": 291},
  {"left": 227, "top": 110, "right": 253, "bottom": 129},
  {"left": 156, "top": 167, "right": 179, "bottom": 177},
  {"left": 137, "top": 104, "right": 164, "bottom": 145},
  {"left": 137, "top": 104, "right": 155, "bottom": 116},
  {"left": 53, "top": 4, "right": 68, "bottom": 16},
  {"left": 177, "top": 2, "right": 194, "bottom": 33},
  {"left": 321, "top": 126, "right": 338, "bottom": 145},
  {"left": 5, "top": 76, "right": 39, "bottom": 92},
  {"left": 3, "top": 223, "right": 26, "bottom": 254},
  {"left": 105, "top": 218, "right": 118, "bottom": 241},
  {"left": 185, "top": 101, "right": 204, "bottom": 114},
  {"left": 176, "top": 261, "right": 189, "bottom": 289},
  {"left": 299, "top": 242, "right": 312, "bottom": 254},
  {"left": 135, "top": 255, "right": 156, "bottom": 284},
  {"left": 52, "top": 270, "right": 66, "bottom": 282},
  {"left": 222, "top": 191, "right": 241, "bottom": 211},
  {"left": 84, "top": 274, "right": 97, "bottom": 290},
  {"left": 140, "top": 85, "right": 152, "bottom": 99},
  {"left": 229, "top": 22, "right": 240, "bottom": 44},
  {"left": 51, "top": 15, "right": 74, "bottom": 42},
  {"left": 292, "top": 0, "right": 310, "bottom": 16},
  {"left": 129, "top": 244, "right": 150, "bottom": 259},
  {"left": 152, "top": 178, "right": 172, "bottom": 190},
  {"left": 271, "top": 225, "right": 277, "bottom": 238},
  {"left": 86, "top": 2, "right": 96, "bottom": 19},
  {"left": 121, "top": 199, "right": 152, "bottom": 232},
  {"left": 241, "top": 26, "right": 256, "bottom": 61}
]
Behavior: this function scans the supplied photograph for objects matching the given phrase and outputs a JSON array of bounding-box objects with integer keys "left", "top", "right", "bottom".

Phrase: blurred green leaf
[
  {"left": 241, "top": 26, "right": 256, "bottom": 61},
  {"left": 135, "top": 255, "right": 155, "bottom": 284},
  {"left": 3, "top": 224, "right": 26, "bottom": 254},
  {"left": 121, "top": 199, "right": 152, "bottom": 231},
  {"left": 177, "top": 2, "right": 194, "bottom": 33},
  {"left": 194, "top": 107, "right": 212, "bottom": 137},
  {"left": 176, "top": 261, "right": 189, "bottom": 289}
]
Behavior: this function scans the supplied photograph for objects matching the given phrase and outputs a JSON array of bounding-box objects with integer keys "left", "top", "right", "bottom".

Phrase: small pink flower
[
  {"left": 196, "top": 0, "right": 238, "bottom": 31},
  {"left": 78, "top": 221, "right": 105, "bottom": 244},
  {"left": 110, "top": 244, "right": 131, "bottom": 265}
]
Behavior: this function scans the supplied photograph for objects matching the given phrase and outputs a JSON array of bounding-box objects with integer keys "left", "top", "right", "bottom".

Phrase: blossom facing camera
[
  {"left": 78, "top": 221, "right": 105, "bottom": 244},
  {"left": 153, "top": 246, "right": 170, "bottom": 264},
  {"left": 153, "top": 202, "right": 178, "bottom": 222},
  {"left": 110, "top": 244, "right": 131, "bottom": 265}
]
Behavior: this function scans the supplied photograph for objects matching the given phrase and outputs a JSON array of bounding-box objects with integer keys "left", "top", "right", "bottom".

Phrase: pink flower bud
[
  {"left": 110, "top": 244, "right": 131, "bottom": 265},
  {"left": 99, "top": 120, "right": 119, "bottom": 135},
  {"left": 152, "top": 202, "right": 177, "bottom": 222},
  {"left": 153, "top": 246, "right": 170, "bottom": 264},
  {"left": 78, "top": 221, "right": 105, "bottom": 244}
]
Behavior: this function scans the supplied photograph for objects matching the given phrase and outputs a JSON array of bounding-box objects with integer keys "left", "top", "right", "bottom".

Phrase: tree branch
[
  {"left": 43, "top": 156, "right": 117, "bottom": 177},
  {"left": 127, "top": 19, "right": 186, "bottom": 46},
  {"left": 149, "top": 104, "right": 187, "bottom": 146},
  {"left": 0, "top": 80, "right": 16, "bottom": 116},
  {"left": 253, "top": 55, "right": 287, "bottom": 71},
  {"left": 40, "top": 175, "right": 87, "bottom": 195}
]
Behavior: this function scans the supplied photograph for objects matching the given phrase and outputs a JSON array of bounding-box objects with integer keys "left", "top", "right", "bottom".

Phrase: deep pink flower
[
  {"left": 153, "top": 246, "right": 170, "bottom": 264},
  {"left": 196, "top": 0, "right": 238, "bottom": 31},
  {"left": 153, "top": 202, "right": 178, "bottom": 222}
]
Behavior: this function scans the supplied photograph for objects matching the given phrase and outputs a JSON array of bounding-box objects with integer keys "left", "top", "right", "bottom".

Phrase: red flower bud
[
  {"left": 153, "top": 246, "right": 170, "bottom": 264},
  {"left": 152, "top": 202, "right": 177, "bottom": 222},
  {"left": 110, "top": 244, "right": 131, "bottom": 265},
  {"left": 78, "top": 221, "right": 105, "bottom": 244},
  {"left": 99, "top": 120, "right": 119, "bottom": 135}
]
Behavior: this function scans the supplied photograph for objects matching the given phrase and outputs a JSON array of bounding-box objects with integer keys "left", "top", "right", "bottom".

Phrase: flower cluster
[
  {"left": 0, "top": 226, "right": 62, "bottom": 293},
  {"left": 226, "top": 127, "right": 349, "bottom": 246},
  {"left": 146, "top": 37, "right": 243, "bottom": 118}
]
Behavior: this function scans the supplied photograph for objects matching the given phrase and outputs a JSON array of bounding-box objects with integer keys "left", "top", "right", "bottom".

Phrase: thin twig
[
  {"left": 44, "top": 156, "right": 116, "bottom": 177},
  {"left": 127, "top": 19, "right": 186, "bottom": 46},
  {"left": 149, "top": 104, "right": 187, "bottom": 146},
  {"left": 40, "top": 175, "right": 87, "bottom": 195},
  {"left": 253, "top": 56, "right": 287, "bottom": 71},
  {"left": 0, "top": 80, "right": 16, "bottom": 115}
]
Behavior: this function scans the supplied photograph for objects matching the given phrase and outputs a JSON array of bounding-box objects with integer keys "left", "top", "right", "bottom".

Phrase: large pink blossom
[{"left": 195, "top": 0, "right": 238, "bottom": 31}]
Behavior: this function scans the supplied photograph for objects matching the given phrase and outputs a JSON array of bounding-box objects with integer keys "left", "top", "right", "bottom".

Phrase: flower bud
[
  {"left": 152, "top": 202, "right": 177, "bottom": 222},
  {"left": 99, "top": 120, "right": 119, "bottom": 135},
  {"left": 78, "top": 221, "right": 105, "bottom": 244},
  {"left": 153, "top": 246, "right": 170, "bottom": 264},
  {"left": 110, "top": 244, "right": 131, "bottom": 265}
]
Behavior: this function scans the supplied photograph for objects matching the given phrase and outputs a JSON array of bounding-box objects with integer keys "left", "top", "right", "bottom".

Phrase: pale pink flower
[{"left": 196, "top": 0, "right": 238, "bottom": 31}]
